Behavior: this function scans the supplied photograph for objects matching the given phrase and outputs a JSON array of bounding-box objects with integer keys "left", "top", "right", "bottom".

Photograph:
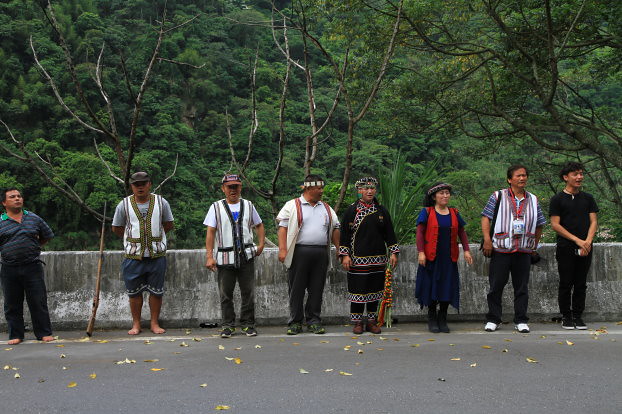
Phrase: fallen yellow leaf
[
  {"left": 234, "top": 358, "right": 242, "bottom": 364},
  {"left": 60, "top": 354, "right": 67, "bottom": 358},
  {"left": 14, "top": 373, "right": 21, "bottom": 379},
  {"left": 504, "top": 339, "right": 513, "bottom": 342},
  {"left": 4, "top": 348, "right": 12, "bottom": 351},
  {"left": 89, "top": 373, "right": 96, "bottom": 379},
  {"left": 351, "top": 336, "right": 358, "bottom": 339},
  {"left": 215, "top": 406, "right": 230, "bottom": 410},
  {"left": 143, "top": 359, "right": 159, "bottom": 363},
  {"left": 3, "top": 365, "right": 11, "bottom": 370},
  {"left": 234, "top": 347, "right": 242, "bottom": 350},
  {"left": 200, "top": 383, "right": 207, "bottom": 387},
  {"left": 379, "top": 337, "right": 388, "bottom": 341},
  {"left": 392, "top": 338, "right": 400, "bottom": 342},
  {"left": 540, "top": 335, "right": 547, "bottom": 339},
  {"left": 62, "top": 367, "right": 68, "bottom": 370},
  {"left": 78, "top": 337, "right": 89, "bottom": 342},
  {"left": 96, "top": 340, "right": 109, "bottom": 343},
  {"left": 225, "top": 357, "right": 234, "bottom": 361},
  {"left": 566, "top": 340, "right": 574, "bottom": 346},
  {"left": 320, "top": 340, "right": 329, "bottom": 344},
  {"left": 292, "top": 343, "right": 300, "bottom": 346},
  {"left": 339, "top": 371, "right": 353, "bottom": 376},
  {"left": 180, "top": 342, "right": 189, "bottom": 347},
  {"left": 255, "top": 345, "right": 262, "bottom": 349},
  {"left": 185, "top": 329, "right": 192, "bottom": 335},
  {"left": 450, "top": 358, "right": 461, "bottom": 361},
  {"left": 67, "top": 381, "right": 77, "bottom": 388},
  {"left": 150, "top": 368, "right": 165, "bottom": 371},
  {"left": 557, "top": 341, "right": 564, "bottom": 345},
  {"left": 55, "top": 344, "right": 65, "bottom": 348},
  {"left": 193, "top": 338, "right": 202, "bottom": 342},
  {"left": 324, "top": 369, "right": 333, "bottom": 372},
  {"left": 357, "top": 349, "right": 364, "bottom": 354},
  {"left": 357, "top": 341, "right": 364, "bottom": 345},
  {"left": 502, "top": 349, "right": 509, "bottom": 353},
  {"left": 366, "top": 341, "right": 372, "bottom": 344},
  {"left": 526, "top": 357, "right": 538, "bottom": 363},
  {"left": 144, "top": 340, "right": 152, "bottom": 345},
  {"left": 470, "top": 363, "right": 477, "bottom": 367},
  {"left": 376, "top": 348, "right": 384, "bottom": 351},
  {"left": 218, "top": 345, "right": 225, "bottom": 350},
  {"left": 481, "top": 346, "right": 492, "bottom": 349},
  {"left": 616, "top": 321, "right": 622, "bottom": 325},
  {"left": 411, "top": 344, "right": 420, "bottom": 348},
  {"left": 427, "top": 339, "right": 436, "bottom": 342},
  {"left": 343, "top": 346, "right": 351, "bottom": 351},
  {"left": 449, "top": 344, "right": 455, "bottom": 346},
  {"left": 299, "top": 368, "right": 309, "bottom": 374}
]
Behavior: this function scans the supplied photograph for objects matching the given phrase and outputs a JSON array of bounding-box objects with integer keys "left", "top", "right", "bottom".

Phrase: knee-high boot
[
  {"left": 428, "top": 302, "right": 440, "bottom": 333},
  {"left": 438, "top": 302, "right": 450, "bottom": 333}
]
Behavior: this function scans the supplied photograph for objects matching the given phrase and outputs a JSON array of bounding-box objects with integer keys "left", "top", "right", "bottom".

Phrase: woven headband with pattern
[
  {"left": 355, "top": 177, "right": 378, "bottom": 188},
  {"left": 427, "top": 183, "right": 452, "bottom": 195},
  {"left": 303, "top": 180, "right": 325, "bottom": 187}
]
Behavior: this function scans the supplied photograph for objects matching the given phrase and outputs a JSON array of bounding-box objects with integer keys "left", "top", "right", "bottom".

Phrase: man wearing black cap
[
  {"left": 204, "top": 174, "right": 265, "bottom": 338},
  {"left": 112, "top": 172, "right": 174, "bottom": 335}
]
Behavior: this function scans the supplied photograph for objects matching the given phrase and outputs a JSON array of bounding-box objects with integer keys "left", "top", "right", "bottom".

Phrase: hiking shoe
[
  {"left": 220, "top": 327, "right": 235, "bottom": 338},
  {"left": 366, "top": 320, "right": 381, "bottom": 334},
  {"left": 352, "top": 321, "right": 364, "bottom": 335},
  {"left": 574, "top": 318, "right": 587, "bottom": 330},
  {"left": 308, "top": 324, "right": 326, "bottom": 334},
  {"left": 561, "top": 318, "right": 575, "bottom": 330},
  {"left": 242, "top": 326, "right": 258, "bottom": 337},
  {"left": 287, "top": 323, "right": 303, "bottom": 335},
  {"left": 515, "top": 323, "right": 530, "bottom": 333},
  {"left": 484, "top": 322, "right": 500, "bottom": 332}
]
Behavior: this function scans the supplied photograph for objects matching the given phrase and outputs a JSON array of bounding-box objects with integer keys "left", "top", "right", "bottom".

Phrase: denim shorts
[{"left": 122, "top": 256, "right": 167, "bottom": 297}]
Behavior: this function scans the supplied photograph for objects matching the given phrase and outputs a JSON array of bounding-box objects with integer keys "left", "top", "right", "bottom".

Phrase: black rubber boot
[
  {"left": 427, "top": 304, "right": 440, "bottom": 333},
  {"left": 438, "top": 302, "right": 450, "bottom": 333}
]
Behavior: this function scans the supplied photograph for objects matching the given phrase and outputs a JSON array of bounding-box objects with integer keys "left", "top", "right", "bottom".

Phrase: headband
[
  {"left": 427, "top": 183, "right": 452, "bottom": 196},
  {"left": 355, "top": 176, "right": 378, "bottom": 189},
  {"left": 303, "top": 181, "right": 325, "bottom": 187}
]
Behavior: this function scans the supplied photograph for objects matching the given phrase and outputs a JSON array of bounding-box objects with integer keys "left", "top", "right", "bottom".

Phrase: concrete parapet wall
[{"left": 1, "top": 244, "right": 621, "bottom": 331}]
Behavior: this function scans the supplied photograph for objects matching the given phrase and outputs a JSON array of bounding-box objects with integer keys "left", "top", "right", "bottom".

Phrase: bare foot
[
  {"left": 8, "top": 338, "right": 22, "bottom": 345},
  {"left": 41, "top": 336, "right": 55, "bottom": 342},
  {"left": 128, "top": 327, "right": 142, "bottom": 335},
  {"left": 150, "top": 325, "right": 166, "bottom": 334}
]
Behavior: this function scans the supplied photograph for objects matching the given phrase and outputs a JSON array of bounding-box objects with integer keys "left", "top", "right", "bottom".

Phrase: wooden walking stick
[{"left": 86, "top": 202, "right": 107, "bottom": 337}]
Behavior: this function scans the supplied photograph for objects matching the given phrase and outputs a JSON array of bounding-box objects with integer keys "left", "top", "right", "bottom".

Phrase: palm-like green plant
[{"left": 378, "top": 153, "right": 438, "bottom": 244}]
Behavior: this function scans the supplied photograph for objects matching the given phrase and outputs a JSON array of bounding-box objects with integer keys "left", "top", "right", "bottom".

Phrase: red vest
[{"left": 423, "top": 207, "right": 459, "bottom": 262}]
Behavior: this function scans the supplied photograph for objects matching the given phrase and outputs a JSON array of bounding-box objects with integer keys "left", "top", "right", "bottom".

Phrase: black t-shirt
[{"left": 549, "top": 191, "right": 599, "bottom": 248}]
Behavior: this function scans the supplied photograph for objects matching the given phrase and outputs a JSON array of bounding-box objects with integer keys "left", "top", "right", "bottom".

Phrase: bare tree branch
[
  {"left": 93, "top": 139, "right": 124, "bottom": 184},
  {"left": 153, "top": 153, "right": 179, "bottom": 193}
]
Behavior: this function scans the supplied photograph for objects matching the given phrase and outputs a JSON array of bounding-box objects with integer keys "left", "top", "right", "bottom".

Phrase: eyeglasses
[{"left": 225, "top": 184, "right": 241, "bottom": 190}]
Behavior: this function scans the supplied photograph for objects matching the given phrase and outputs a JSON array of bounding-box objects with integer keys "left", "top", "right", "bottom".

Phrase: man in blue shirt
[{"left": 0, "top": 188, "right": 55, "bottom": 344}]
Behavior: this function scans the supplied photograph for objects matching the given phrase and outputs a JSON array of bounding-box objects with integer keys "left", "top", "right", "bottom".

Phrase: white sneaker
[
  {"left": 484, "top": 322, "right": 500, "bottom": 332},
  {"left": 515, "top": 323, "right": 530, "bottom": 333}
]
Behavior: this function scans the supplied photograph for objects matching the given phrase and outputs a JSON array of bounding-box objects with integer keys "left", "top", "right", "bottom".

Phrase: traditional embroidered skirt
[{"left": 347, "top": 263, "right": 385, "bottom": 304}]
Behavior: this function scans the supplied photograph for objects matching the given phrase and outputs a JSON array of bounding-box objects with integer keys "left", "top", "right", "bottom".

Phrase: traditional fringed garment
[{"left": 339, "top": 199, "right": 399, "bottom": 321}]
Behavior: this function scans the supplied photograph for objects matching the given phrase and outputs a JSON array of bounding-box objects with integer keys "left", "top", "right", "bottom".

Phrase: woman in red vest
[{"left": 415, "top": 183, "right": 473, "bottom": 333}]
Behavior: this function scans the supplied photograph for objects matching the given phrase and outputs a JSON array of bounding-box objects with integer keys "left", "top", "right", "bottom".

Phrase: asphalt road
[{"left": 1, "top": 322, "right": 620, "bottom": 414}]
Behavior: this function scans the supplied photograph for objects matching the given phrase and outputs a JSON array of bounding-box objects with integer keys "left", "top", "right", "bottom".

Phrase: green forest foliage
[{"left": 1, "top": 0, "right": 620, "bottom": 250}]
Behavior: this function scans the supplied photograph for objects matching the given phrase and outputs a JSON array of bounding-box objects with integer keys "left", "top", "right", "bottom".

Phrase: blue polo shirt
[{"left": 0, "top": 210, "right": 54, "bottom": 265}]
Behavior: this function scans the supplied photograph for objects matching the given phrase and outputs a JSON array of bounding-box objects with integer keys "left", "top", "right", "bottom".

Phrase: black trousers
[
  {"left": 556, "top": 245, "right": 592, "bottom": 319},
  {"left": 486, "top": 252, "right": 531, "bottom": 324},
  {"left": 288, "top": 245, "right": 328, "bottom": 325},
  {"left": 217, "top": 260, "right": 255, "bottom": 328},
  {"left": 0, "top": 261, "right": 53, "bottom": 340}
]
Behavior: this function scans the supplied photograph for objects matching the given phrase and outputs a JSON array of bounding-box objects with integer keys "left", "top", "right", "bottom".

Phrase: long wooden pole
[{"left": 86, "top": 202, "right": 107, "bottom": 337}]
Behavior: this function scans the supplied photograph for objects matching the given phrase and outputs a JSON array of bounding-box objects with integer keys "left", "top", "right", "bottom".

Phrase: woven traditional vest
[{"left": 123, "top": 194, "right": 167, "bottom": 260}]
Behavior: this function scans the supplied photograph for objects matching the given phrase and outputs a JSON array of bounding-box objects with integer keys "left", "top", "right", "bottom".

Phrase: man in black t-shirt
[{"left": 549, "top": 162, "right": 598, "bottom": 330}]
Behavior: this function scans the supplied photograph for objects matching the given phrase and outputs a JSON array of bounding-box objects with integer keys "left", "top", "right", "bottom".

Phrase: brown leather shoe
[
  {"left": 352, "top": 321, "right": 364, "bottom": 335},
  {"left": 366, "top": 319, "right": 382, "bottom": 334}
]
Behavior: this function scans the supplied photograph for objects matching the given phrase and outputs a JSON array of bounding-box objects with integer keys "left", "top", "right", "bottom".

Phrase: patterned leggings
[{"left": 350, "top": 301, "right": 379, "bottom": 321}]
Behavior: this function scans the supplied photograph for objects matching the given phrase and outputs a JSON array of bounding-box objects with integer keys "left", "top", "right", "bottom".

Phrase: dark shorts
[{"left": 122, "top": 257, "right": 166, "bottom": 297}]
